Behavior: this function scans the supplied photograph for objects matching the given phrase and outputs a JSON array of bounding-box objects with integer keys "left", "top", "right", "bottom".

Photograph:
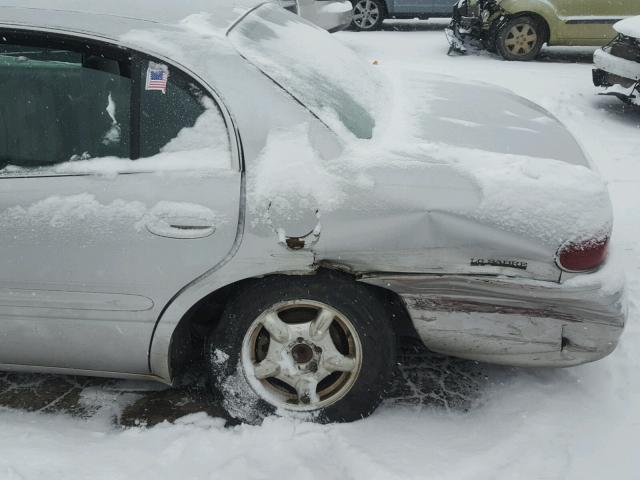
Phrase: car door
[
  {"left": 0, "top": 32, "right": 241, "bottom": 375},
  {"left": 553, "top": 0, "right": 635, "bottom": 42},
  {"left": 430, "top": 0, "right": 455, "bottom": 16},
  {"left": 390, "top": 0, "right": 433, "bottom": 16}
]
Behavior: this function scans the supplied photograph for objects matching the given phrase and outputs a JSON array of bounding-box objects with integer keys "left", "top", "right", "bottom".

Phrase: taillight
[{"left": 556, "top": 237, "right": 609, "bottom": 272}]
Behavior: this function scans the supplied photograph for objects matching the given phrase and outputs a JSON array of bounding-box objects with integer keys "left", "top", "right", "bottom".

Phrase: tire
[
  {"left": 350, "top": 0, "right": 386, "bottom": 31},
  {"left": 207, "top": 271, "right": 396, "bottom": 424},
  {"left": 495, "top": 16, "right": 545, "bottom": 61}
]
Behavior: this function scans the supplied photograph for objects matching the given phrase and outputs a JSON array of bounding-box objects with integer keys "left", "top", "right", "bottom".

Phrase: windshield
[{"left": 228, "top": 3, "right": 380, "bottom": 140}]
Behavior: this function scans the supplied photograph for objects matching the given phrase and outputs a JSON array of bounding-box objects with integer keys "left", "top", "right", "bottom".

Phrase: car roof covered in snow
[{"left": 0, "top": 0, "right": 264, "bottom": 35}]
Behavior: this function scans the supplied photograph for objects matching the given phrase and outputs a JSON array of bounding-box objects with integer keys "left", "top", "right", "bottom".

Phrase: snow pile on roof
[
  {"left": 120, "top": 11, "right": 237, "bottom": 61},
  {"left": 615, "top": 16, "right": 640, "bottom": 38},
  {"left": 0, "top": 0, "right": 260, "bottom": 29}
]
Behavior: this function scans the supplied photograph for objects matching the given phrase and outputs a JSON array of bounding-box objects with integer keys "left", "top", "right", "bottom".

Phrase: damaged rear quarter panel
[{"left": 309, "top": 163, "right": 561, "bottom": 280}]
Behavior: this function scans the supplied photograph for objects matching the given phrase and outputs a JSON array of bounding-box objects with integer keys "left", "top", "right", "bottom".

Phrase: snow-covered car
[
  {"left": 448, "top": 0, "right": 640, "bottom": 61},
  {"left": 0, "top": 0, "right": 627, "bottom": 424},
  {"left": 593, "top": 16, "right": 640, "bottom": 106},
  {"left": 282, "top": 0, "right": 353, "bottom": 31}
]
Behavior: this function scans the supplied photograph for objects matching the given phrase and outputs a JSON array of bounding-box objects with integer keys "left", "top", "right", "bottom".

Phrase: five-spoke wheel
[
  {"left": 208, "top": 271, "right": 396, "bottom": 423},
  {"left": 242, "top": 301, "right": 362, "bottom": 411}
]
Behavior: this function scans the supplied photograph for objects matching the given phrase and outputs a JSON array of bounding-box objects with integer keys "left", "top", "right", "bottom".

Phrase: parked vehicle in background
[
  {"left": 448, "top": 0, "right": 640, "bottom": 61},
  {"left": 0, "top": 0, "right": 626, "bottom": 424},
  {"left": 283, "top": 0, "right": 353, "bottom": 31},
  {"left": 593, "top": 16, "right": 640, "bottom": 106},
  {"left": 350, "top": 0, "right": 452, "bottom": 31}
]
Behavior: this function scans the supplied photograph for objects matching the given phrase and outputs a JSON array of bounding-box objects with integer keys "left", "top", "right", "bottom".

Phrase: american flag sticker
[{"left": 145, "top": 62, "right": 169, "bottom": 94}]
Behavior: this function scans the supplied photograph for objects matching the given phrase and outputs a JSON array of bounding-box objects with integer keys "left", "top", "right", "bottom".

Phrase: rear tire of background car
[
  {"left": 350, "top": 0, "right": 386, "bottom": 31},
  {"left": 495, "top": 16, "right": 545, "bottom": 61},
  {"left": 206, "top": 271, "right": 396, "bottom": 424}
]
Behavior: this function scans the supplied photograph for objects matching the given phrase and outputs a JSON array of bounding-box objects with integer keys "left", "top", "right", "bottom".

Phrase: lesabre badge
[{"left": 146, "top": 62, "right": 169, "bottom": 94}]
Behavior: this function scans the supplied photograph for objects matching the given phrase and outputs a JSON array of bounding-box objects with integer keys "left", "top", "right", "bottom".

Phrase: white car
[{"left": 593, "top": 16, "right": 640, "bottom": 105}]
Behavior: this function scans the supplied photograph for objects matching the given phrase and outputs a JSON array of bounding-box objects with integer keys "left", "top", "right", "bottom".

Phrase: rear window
[{"left": 228, "top": 4, "right": 380, "bottom": 140}]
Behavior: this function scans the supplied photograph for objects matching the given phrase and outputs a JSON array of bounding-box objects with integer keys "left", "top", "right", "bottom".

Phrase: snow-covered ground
[{"left": 2, "top": 21, "right": 640, "bottom": 480}]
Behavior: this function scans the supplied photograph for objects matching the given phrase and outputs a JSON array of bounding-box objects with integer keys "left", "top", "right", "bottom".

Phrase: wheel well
[{"left": 167, "top": 268, "right": 416, "bottom": 379}]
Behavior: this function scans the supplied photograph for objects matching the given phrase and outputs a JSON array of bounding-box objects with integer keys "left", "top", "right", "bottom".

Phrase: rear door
[{"left": 0, "top": 32, "right": 241, "bottom": 374}]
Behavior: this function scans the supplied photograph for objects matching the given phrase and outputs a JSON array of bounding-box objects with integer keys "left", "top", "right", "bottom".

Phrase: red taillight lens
[{"left": 557, "top": 237, "right": 609, "bottom": 272}]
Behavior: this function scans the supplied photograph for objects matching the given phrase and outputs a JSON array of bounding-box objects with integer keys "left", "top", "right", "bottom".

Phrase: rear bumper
[
  {"left": 298, "top": 0, "right": 353, "bottom": 32},
  {"left": 362, "top": 265, "right": 626, "bottom": 367}
]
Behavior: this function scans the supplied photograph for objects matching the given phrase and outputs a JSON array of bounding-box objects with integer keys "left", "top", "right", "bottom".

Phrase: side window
[
  {"left": 139, "top": 60, "right": 227, "bottom": 159},
  {"left": 0, "top": 34, "right": 231, "bottom": 172},
  {"left": 0, "top": 40, "right": 131, "bottom": 168}
]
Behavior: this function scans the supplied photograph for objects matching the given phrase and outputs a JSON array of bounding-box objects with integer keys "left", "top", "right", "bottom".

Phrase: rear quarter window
[{"left": 228, "top": 3, "right": 381, "bottom": 140}]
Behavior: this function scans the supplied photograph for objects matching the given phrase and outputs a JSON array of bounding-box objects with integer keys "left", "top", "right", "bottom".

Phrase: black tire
[
  {"left": 495, "top": 16, "right": 545, "bottom": 61},
  {"left": 206, "top": 271, "right": 396, "bottom": 424},
  {"left": 350, "top": 0, "right": 386, "bottom": 31}
]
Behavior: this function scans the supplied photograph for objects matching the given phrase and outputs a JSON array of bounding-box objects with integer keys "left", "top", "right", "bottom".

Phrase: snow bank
[
  {"left": 2, "top": 344, "right": 640, "bottom": 480},
  {"left": 0, "top": 410, "right": 401, "bottom": 480},
  {"left": 615, "top": 15, "right": 640, "bottom": 38}
]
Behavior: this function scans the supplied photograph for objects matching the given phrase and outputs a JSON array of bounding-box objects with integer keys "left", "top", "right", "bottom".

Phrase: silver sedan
[{"left": 0, "top": 0, "right": 626, "bottom": 423}]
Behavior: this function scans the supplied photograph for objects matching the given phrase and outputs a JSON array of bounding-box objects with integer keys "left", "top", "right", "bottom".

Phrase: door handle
[{"left": 146, "top": 217, "right": 216, "bottom": 239}]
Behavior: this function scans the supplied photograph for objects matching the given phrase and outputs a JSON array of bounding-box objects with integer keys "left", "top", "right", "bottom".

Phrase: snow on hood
[{"left": 614, "top": 16, "right": 640, "bottom": 39}]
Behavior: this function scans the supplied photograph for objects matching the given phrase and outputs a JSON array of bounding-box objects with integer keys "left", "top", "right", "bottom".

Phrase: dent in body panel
[{"left": 361, "top": 273, "right": 625, "bottom": 367}]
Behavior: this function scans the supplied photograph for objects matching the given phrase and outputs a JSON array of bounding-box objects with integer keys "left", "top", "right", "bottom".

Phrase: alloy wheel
[
  {"left": 241, "top": 300, "right": 363, "bottom": 411},
  {"left": 352, "top": 0, "right": 381, "bottom": 30}
]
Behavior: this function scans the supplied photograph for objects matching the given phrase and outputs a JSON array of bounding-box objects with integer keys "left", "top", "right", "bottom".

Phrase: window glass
[
  {"left": 228, "top": 3, "right": 380, "bottom": 140},
  {"left": 0, "top": 36, "right": 231, "bottom": 173},
  {"left": 0, "top": 41, "right": 131, "bottom": 168},
  {"left": 139, "top": 61, "right": 227, "bottom": 159}
]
